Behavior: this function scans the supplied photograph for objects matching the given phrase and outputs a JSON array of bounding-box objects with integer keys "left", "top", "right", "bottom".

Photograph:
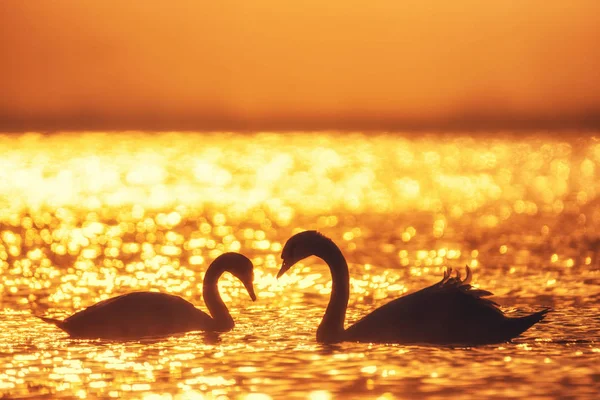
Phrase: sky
[{"left": 1, "top": 1, "right": 599, "bottom": 132}]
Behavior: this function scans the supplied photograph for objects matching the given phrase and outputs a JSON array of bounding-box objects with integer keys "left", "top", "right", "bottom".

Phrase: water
[{"left": 0, "top": 132, "right": 599, "bottom": 399}]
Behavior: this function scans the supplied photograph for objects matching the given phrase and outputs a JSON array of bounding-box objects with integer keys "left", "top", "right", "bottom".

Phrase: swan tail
[
  {"left": 36, "top": 315, "right": 66, "bottom": 330},
  {"left": 505, "top": 308, "right": 550, "bottom": 339},
  {"left": 30, "top": 301, "right": 66, "bottom": 330}
]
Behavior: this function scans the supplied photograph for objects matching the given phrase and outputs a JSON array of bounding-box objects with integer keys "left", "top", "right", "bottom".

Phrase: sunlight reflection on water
[{"left": 0, "top": 132, "right": 599, "bottom": 399}]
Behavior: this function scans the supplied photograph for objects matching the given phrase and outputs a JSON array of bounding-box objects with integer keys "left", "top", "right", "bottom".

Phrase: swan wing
[
  {"left": 63, "top": 292, "right": 213, "bottom": 338},
  {"left": 344, "top": 267, "right": 509, "bottom": 344}
]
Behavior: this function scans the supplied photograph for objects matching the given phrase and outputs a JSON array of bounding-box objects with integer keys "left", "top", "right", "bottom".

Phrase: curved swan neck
[
  {"left": 203, "top": 265, "right": 234, "bottom": 330},
  {"left": 313, "top": 237, "right": 350, "bottom": 343}
]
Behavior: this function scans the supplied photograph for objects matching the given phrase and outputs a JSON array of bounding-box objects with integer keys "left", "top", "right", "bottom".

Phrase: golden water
[{"left": 0, "top": 132, "right": 599, "bottom": 399}]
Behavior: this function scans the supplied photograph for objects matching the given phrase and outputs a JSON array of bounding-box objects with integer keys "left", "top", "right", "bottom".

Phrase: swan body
[
  {"left": 38, "top": 252, "right": 256, "bottom": 339},
  {"left": 278, "top": 231, "right": 549, "bottom": 345}
]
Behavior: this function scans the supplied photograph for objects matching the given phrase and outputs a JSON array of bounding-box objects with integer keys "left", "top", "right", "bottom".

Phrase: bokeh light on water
[{"left": 0, "top": 132, "right": 599, "bottom": 399}]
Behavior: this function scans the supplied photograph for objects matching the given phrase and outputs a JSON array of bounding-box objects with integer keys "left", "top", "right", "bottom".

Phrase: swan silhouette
[
  {"left": 38, "top": 252, "right": 256, "bottom": 339},
  {"left": 278, "top": 231, "right": 549, "bottom": 345}
]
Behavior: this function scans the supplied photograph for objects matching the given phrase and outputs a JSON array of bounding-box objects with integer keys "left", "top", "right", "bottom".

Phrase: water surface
[{"left": 0, "top": 132, "right": 599, "bottom": 399}]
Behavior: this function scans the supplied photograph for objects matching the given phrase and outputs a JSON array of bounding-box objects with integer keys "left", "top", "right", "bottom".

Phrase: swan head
[
  {"left": 278, "top": 230, "right": 328, "bottom": 278},
  {"left": 214, "top": 252, "right": 257, "bottom": 301}
]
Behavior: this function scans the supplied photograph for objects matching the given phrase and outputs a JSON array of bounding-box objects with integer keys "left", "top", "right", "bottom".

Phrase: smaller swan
[
  {"left": 37, "top": 252, "right": 256, "bottom": 339},
  {"left": 278, "top": 231, "right": 549, "bottom": 345}
]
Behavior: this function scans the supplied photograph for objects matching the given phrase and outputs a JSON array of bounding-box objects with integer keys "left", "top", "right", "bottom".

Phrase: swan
[
  {"left": 278, "top": 231, "right": 549, "bottom": 345},
  {"left": 37, "top": 252, "right": 256, "bottom": 339}
]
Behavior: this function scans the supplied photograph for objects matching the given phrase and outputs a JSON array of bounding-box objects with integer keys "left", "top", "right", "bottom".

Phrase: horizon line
[{"left": 1, "top": 112, "right": 599, "bottom": 134}]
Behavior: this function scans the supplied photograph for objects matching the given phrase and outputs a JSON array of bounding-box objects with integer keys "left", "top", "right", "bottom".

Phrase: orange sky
[{"left": 1, "top": 1, "right": 599, "bottom": 131}]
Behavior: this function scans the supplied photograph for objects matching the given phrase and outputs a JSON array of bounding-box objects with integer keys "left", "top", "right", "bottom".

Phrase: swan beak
[
  {"left": 277, "top": 259, "right": 291, "bottom": 279},
  {"left": 243, "top": 280, "right": 257, "bottom": 301}
]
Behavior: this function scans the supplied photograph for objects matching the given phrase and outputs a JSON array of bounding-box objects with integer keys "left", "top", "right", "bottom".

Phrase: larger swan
[
  {"left": 38, "top": 252, "right": 256, "bottom": 339},
  {"left": 278, "top": 231, "right": 549, "bottom": 345}
]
